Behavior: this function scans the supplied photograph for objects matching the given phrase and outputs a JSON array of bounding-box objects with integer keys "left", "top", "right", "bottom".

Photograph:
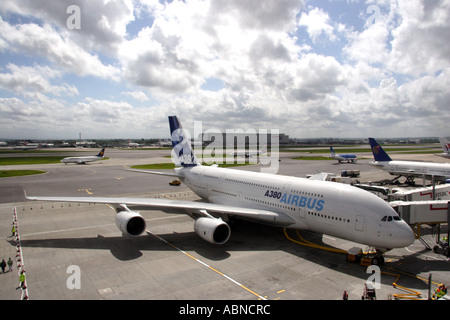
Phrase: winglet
[
  {"left": 368, "top": 138, "right": 392, "bottom": 162},
  {"left": 23, "top": 189, "right": 35, "bottom": 201}
]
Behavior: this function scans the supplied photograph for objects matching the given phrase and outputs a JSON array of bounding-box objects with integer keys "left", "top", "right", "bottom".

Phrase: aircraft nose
[{"left": 397, "top": 222, "right": 415, "bottom": 247}]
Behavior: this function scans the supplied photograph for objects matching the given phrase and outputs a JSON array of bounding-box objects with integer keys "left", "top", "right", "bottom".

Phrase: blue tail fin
[
  {"left": 97, "top": 148, "right": 105, "bottom": 157},
  {"left": 368, "top": 138, "right": 392, "bottom": 162},
  {"left": 330, "top": 147, "right": 335, "bottom": 156},
  {"left": 168, "top": 116, "right": 199, "bottom": 167}
]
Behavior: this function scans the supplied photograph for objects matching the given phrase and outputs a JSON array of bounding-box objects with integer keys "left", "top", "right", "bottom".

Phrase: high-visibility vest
[{"left": 19, "top": 274, "right": 25, "bottom": 282}]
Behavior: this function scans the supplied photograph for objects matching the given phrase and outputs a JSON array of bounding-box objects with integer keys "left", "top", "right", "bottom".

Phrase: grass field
[
  {"left": 0, "top": 156, "right": 65, "bottom": 165},
  {"left": 0, "top": 170, "right": 46, "bottom": 178},
  {"left": 0, "top": 156, "right": 109, "bottom": 165}
]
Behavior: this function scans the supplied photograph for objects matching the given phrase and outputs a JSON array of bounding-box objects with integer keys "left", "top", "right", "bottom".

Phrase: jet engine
[
  {"left": 194, "top": 217, "right": 231, "bottom": 245},
  {"left": 115, "top": 210, "right": 146, "bottom": 237}
]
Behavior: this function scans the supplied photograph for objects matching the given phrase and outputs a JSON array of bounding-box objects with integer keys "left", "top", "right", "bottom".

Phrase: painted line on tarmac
[{"left": 147, "top": 229, "right": 267, "bottom": 300}]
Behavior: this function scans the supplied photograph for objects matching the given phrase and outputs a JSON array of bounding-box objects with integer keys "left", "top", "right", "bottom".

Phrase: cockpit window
[{"left": 381, "top": 215, "right": 402, "bottom": 222}]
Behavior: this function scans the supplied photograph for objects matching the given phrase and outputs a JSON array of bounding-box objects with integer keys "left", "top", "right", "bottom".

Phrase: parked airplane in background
[
  {"left": 13, "top": 142, "right": 41, "bottom": 150},
  {"left": 437, "top": 138, "right": 450, "bottom": 159},
  {"left": 230, "top": 147, "right": 267, "bottom": 158},
  {"left": 126, "top": 140, "right": 142, "bottom": 148},
  {"left": 26, "top": 118, "right": 415, "bottom": 258},
  {"left": 60, "top": 148, "right": 105, "bottom": 165},
  {"left": 369, "top": 138, "right": 450, "bottom": 183},
  {"left": 329, "top": 147, "right": 357, "bottom": 163}
]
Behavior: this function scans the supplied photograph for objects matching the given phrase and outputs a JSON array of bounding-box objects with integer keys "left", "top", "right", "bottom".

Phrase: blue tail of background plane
[
  {"left": 169, "top": 116, "right": 199, "bottom": 167},
  {"left": 97, "top": 148, "right": 105, "bottom": 157},
  {"left": 368, "top": 138, "right": 392, "bottom": 162},
  {"left": 330, "top": 147, "right": 336, "bottom": 156}
]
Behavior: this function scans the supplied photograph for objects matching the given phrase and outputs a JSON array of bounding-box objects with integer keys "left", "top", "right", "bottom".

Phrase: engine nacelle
[
  {"left": 115, "top": 210, "right": 146, "bottom": 237},
  {"left": 194, "top": 217, "right": 231, "bottom": 245}
]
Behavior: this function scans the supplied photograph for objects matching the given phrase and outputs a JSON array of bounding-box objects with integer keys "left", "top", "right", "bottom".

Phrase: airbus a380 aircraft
[
  {"left": 369, "top": 138, "right": 450, "bottom": 182},
  {"left": 60, "top": 148, "right": 105, "bottom": 164},
  {"left": 27, "top": 117, "right": 415, "bottom": 254}
]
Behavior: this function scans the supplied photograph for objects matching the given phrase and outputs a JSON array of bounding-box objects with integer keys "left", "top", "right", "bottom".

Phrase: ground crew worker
[
  {"left": 19, "top": 271, "right": 25, "bottom": 288},
  {"left": 0, "top": 259, "right": 6, "bottom": 273},
  {"left": 435, "top": 285, "right": 444, "bottom": 299},
  {"left": 437, "top": 283, "right": 447, "bottom": 297},
  {"left": 11, "top": 225, "right": 16, "bottom": 237},
  {"left": 7, "top": 258, "right": 13, "bottom": 272},
  {"left": 342, "top": 291, "right": 348, "bottom": 300}
]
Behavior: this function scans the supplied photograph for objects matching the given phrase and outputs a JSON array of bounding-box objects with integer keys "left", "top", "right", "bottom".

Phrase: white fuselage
[
  {"left": 331, "top": 154, "right": 357, "bottom": 163},
  {"left": 61, "top": 156, "right": 102, "bottom": 164},
  {"left": 370, "top": 160, "right": 450, "bottom": 181},
  {"left": 176, "top": 165, "right": 415, "bottom": 250}
]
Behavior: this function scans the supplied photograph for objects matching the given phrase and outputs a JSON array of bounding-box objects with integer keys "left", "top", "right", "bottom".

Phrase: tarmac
[{"left": 0, "top": 146, "right": 449, "bottom": 302}]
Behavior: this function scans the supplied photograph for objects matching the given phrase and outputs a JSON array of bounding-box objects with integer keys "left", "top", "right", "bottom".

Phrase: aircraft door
[{"left": 355, "top": 215, "right": 365, "bottom": 232}]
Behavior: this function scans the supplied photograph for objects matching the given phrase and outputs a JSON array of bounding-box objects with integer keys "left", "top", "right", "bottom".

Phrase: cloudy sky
[{"left": 0, "top": 0, "right": 449, "bottom": 139}]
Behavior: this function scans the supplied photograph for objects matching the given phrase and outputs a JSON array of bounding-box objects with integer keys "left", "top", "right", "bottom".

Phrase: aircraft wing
[
  {"left": 25, "top": 194, "right": 295, "bottom": 227},
  {"left": 126, "top": 168, "right": 181, "bottom": 177},
  {"left": 307, "top": 172, "right": 329, "bottom": 181}
]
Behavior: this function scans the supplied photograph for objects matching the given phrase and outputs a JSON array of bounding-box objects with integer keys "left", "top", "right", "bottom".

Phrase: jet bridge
[
  {"left": 388, "top": 184, "right": 450, "bottom": 202},
  {"left": 390, "top": 200, "right": 449, "bottom": 225},
  {"left": 390, "top": 200, "right": 449, "bottom": 254}
]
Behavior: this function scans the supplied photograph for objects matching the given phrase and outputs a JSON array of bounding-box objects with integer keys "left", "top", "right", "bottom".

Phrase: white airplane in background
[
  {"left": 329, "top": 147, "right": 357, "bottom": 163},
  {"left": 437, "top": 138, "right": 450, "bottom": 159},
  {"left": 26, "top": 117, "right": 415, "bottom": 258},
  {"left": 126, "top": 140, "right": 142, "bottom": 148},
  {"left": 230, "top": 147, "right": 267, "bottom": 158},
  {"left": 13, "top": 142, "right": 41, "bottom": 150},
  {"left": 369, "top": 138, "right": 450, "bottom": 183},
  {"left": 60, "top": 148, "right": 105, "bottom": 165}
]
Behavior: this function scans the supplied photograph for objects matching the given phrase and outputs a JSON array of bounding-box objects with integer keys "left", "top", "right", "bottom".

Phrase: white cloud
[
  {"left": 122, "top": 90, "right": 149, "bottom": 102},
  {"left": 299, "top": 7, "right": 336, "bottom": 43},
  {"left": 0, "top": 17, "right": 120, "bottom": 79},
  {"left": 344, "top": 22, "right": 390, "bottom": 64},
  {"left": 0, "top": 64, "right": 78, "bottom": 97},
  {"left": 388, "top": 0, "right": 450, "bottom": 76},
  {"left": 0, "top": 0, "right": 135, "bottom": 54}
]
